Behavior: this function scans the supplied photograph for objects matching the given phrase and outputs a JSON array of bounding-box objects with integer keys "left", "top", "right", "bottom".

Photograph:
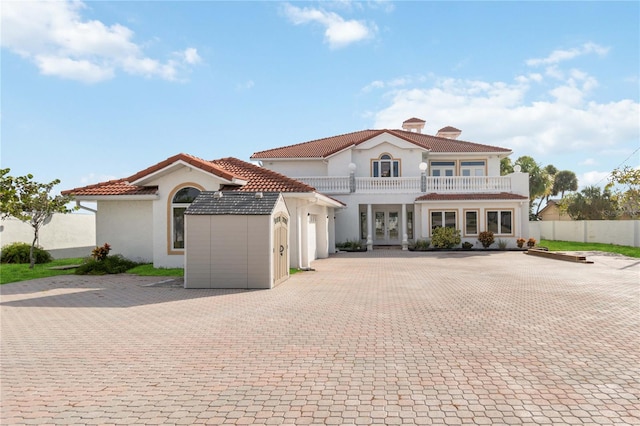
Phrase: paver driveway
[{"left": 1, "top": 251, "right": 639, "bottom": 425}]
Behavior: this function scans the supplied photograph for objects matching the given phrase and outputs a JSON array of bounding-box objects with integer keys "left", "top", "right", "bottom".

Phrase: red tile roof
[
  {"left": 251, "top": 129, "right": 510, "bottom": 160},
  {"left": 61, "top": 179, "right": 158, "bottom": 196},
  {"left": 415, "top": 192, "right": 528, "bottom": 201},
  {"left": 403, "top": 117, "right": 426, "bottom": 124},
  {"left": 212, "top": 157, "right": 316, "bottom": 193},
  {"left": 62, "top": 155, "right": 316, "bottom": 197},
  {"left": 438, "top": 126, "right": 461, "bottom": 133}
]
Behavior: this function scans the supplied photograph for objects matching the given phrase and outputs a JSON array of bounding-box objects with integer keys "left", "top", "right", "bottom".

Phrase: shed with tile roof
[{"left": 184, "top": 192, "right": 290, "bottom": 289}]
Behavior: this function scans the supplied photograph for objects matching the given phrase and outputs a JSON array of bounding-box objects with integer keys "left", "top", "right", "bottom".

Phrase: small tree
[
  {"left": 607, "top": 166, "right": 640, "bottom": 219},
  {"left": 0, "top": 168, "right": 75, "bottom": 268}
]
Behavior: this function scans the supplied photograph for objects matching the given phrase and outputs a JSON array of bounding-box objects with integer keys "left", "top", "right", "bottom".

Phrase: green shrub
[
  {"left": 461, "top": 241, "right": 474, "bottom": 250},
  {"left": 497, "top": 239, "right": 508, "bottom": 250},
  {"left": 431, "top": 227, "right": 461, "bottom": 249},
  {"left": 478, "top": 231, "right": 495, "bottom": 249},
  {"left": 0, "top": 242, "right": 52, "bottom": 264},
  {"left": 336, "top": 239, "right": 365, "bottom": 251},
  {"left": 410, "top": 239, "right": 431, "bottom": 250},
  {"left": 75, "top": 254, "right": 139, "bottom": 275}
]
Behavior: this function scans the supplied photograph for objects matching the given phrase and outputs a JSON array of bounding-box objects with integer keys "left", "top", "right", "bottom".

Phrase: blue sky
[{"left": 2, "top": 1, "right": 638, "bottom": 195}]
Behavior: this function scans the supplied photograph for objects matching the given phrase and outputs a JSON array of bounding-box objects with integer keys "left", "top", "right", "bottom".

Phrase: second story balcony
[{"left": 295, "top": 175, "right": 516, "bottom": 195}]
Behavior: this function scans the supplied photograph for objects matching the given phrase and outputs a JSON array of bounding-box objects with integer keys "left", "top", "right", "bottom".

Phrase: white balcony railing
[{"left": 295, "top": 176, "right": 513, "bottom": 194}]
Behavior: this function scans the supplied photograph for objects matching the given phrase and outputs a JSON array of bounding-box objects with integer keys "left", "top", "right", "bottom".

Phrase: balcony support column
[
  {"left": 366, "top": 204, "right": 373, "bottom": 251},
  {"left": 402, "top": 204, "right": 408, "bottom": 250}
]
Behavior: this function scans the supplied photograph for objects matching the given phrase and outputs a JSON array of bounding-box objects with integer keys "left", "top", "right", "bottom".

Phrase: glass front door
[{"left": 374, "top": 210, "right": 400, "bottom": 244}]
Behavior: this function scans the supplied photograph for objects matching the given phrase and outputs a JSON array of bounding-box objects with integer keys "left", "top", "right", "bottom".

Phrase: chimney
[
  {"left": 402, "top": 117, "right": 426, "bottom": 133},
  {"left": 436, "top": 126, "right": 462, "bottom": 139}
]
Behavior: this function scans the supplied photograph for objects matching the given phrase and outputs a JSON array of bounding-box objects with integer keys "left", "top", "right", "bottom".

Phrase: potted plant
[{"left": 516, "top": 238, "right": 526, "bottom": 248}]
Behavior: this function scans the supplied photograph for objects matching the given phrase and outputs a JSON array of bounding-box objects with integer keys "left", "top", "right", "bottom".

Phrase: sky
[{"left": 1, "top": 0, "right": 639, "bottom": 198}]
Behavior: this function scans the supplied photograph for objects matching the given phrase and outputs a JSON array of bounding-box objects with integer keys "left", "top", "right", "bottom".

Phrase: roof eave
[{"left": 69, "top": 194, "right": 160, "bottom": 201}]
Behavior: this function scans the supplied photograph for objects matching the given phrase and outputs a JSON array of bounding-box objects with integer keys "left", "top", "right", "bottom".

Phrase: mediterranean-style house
[
  {"left": 62, "top": 155, "right": 343, "bottom": 269},
  {"left": 251, "top": 117, "right": 529, "bottom": 251},
  {"left": 63, "top": 117, "right": 529, "bottom": 272}
]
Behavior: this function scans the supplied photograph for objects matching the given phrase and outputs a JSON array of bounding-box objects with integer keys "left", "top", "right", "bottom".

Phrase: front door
[{"left": 374, "top": 210, "right": 400, "bottom": 245}]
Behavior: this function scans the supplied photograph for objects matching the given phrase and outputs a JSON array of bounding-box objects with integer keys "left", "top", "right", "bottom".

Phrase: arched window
[
  {"left": 372, "top": 154, "right": 400, "bottom": 178},
  {"left": 171, "top": 187, "right": 201, "bottom": 250}
]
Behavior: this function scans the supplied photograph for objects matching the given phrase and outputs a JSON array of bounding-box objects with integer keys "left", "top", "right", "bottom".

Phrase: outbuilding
[{"left": 184, "top": 191, "right": 290, "bottom": 289}]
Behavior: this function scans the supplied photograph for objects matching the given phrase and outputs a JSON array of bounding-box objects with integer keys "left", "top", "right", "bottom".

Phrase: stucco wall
[
  {"left": 530, "top": 220, "right": 640, "bottom": 247},
  {"left": 96, "top": 200, "right": 153, "bottom": 262},
  {"left": 1, "top": 213, "right": 96, "bottom": 254}
]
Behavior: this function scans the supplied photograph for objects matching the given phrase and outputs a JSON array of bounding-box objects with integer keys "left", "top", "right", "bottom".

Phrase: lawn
[
  {"left": 540, "top": 240, "right": 640, "bottom": 258},
  {"left": 0, "top": 258, "right": 183, "bottom": 285}
]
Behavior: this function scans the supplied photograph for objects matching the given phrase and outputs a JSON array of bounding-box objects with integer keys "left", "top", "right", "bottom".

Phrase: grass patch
[
  {"left": 1, "top": 258, "right": 184, "bottom": 284},
  {"left": 126, "top": 263, "right": 184, "bottom": 277},
  {"left": 540, "top": 240, "right": 640, "bottom": 258},
  {"left": 0, "top": 258, "right": 84, "bottom": 285}
]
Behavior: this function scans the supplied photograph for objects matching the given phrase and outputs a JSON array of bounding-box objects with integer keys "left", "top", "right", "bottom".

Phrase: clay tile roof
[
  {"left": 213, "top": 157, "right": 316, "bottom": 193},
  {"left": 438, "top": 126, "right": 461, "bottom": 132},
  {"left": 127, "top": 153, "right": 238, "bottom": 183},
  {"left": 415, "top": 192, "right": 528, "bottom": 202},
  {"left": 403, "top": 117, "right": 426, "bottom": 123},
  {"left": 61, "top": 179, "right": 157, "bottom": 196},
  {"left": 251, "top": 129, "right": 510, "bottom": 160}
]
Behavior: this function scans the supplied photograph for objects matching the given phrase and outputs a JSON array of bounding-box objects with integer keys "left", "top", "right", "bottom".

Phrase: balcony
[{"left": 295, "top": 176, "right": 513, "bottom": 194}]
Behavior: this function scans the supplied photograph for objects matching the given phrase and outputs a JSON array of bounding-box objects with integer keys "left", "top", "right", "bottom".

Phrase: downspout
[{"left": 76, "top": 201, "right": 97, "bottom": 213}]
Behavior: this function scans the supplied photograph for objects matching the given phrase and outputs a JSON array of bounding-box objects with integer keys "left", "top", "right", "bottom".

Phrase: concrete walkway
[{"left": 1, "top": 251, "right": 639, "bottom": 425}]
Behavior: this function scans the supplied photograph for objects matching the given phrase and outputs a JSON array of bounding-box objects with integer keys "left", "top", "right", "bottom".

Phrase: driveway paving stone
[{"left": 1, "top": 251, "right": 639, "bottom": 425}]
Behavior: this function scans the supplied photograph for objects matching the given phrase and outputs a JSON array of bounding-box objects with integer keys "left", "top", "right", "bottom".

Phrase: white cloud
[
  {"left": 580, "top": 170, "right": 611, "bottom": 187},
  {"left": 236, "top": 80, "right": 255, "bottom": 90},
  {"left": 580, "top": 158, "right": 597, "bottom": 166},
  {"left": 370, "top": 43, "right": 638, "bottom": 167},
  {"left": 0, "top": 0, "right": 201, "bottom": 83},
  {"left": 282, "top": 3, "right": 376, "bottom": 49},
  {"left": 526, "top": 42, "right": 609, "bottom": 67}
]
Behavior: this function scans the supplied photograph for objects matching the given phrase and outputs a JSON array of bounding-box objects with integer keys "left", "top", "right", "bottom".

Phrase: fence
[
  {"left": 529, "top": 220, "right": 640, "bottom": 248},
  {"left": 1, "top": 213, "right": 96, "bottom": 258}
]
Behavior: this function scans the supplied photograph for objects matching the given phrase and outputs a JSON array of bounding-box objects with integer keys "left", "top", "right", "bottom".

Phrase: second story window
[
  {"left": 430, "top": 161, "right": 455, "bottom": 177},
  {"left": 372, "top": 154, "right": 400, "bottom": 178},
  {"left": 461, "top": 160, "right": 486, "bottom": 176}
]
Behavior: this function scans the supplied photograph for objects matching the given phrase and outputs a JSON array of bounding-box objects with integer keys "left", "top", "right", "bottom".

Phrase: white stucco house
[
  {"left": 62, "top": 155, "right": 343, "bottom": 269},
  {"left": 63, "top": 117, "right": 529, "bottom": 273},
  {"left": 251, "top": 118, "right": 529, "bottom": 250}
]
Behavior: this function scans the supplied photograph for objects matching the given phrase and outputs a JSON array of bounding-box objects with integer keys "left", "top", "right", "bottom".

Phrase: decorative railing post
[
  {"left": 419, "top": 162, "right": 428, "bottom": 192},
  {"left": 348, "top": 163, "right": 356, "bottom": 193}
]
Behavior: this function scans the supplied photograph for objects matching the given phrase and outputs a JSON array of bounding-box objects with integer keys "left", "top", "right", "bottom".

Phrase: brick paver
[{"left": 1, "top": 251, "right": 639, "bottom": 425}]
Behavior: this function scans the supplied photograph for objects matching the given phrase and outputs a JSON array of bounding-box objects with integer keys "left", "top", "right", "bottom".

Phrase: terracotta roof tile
[
  {"left": 63, "top": 155, "right": 317, "bottom": 197},
  {"left": 251, "top": 129, "right": 510, "bottom": 159},
  {"left": 438, "top": 126, "right": 461, "bottom": 133},
  {"left": 127, "top": 153, "right": 238, "bottom": 183},
  {"left": 213, "top": 158, "right": 316, "bottom": 193},
  {"left": 415, "top": 192, "right": 528, "bottom": 201},
  {"left": 61, "top": 179, "right": 157, "bottom": 196},
  {"left": 403, "top": 117, "right": 426, "bottom": 124}
]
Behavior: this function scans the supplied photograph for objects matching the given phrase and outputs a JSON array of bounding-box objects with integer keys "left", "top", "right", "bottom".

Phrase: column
[
  {"left": 402, "top": 204, "right": 408, "bottom": 250},
  {"left": 366, "top": 203, "right": 373, "bottom": 251}
]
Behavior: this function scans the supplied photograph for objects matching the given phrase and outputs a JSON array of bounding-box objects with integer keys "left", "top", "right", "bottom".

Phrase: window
[
  {"left": 486, "top": 210, "right": 513, "bottom": 235},
  {"left": 171, "top": 187, "right": 201, "bottom": 250},
  {"left": 461, "top": 161, "right": 486, "bottom": 177},
  {"left": 465, "top": 210, "right": 478, "bottom": 235},
  {"left": 372, "top": 154, "right": 400, "bottom": 177},
  {"left": 430, "top": 161, "right": 455, "bottom": 177},
  {"left": 430, "top": 211, "right": 456, "bottom": 232}
]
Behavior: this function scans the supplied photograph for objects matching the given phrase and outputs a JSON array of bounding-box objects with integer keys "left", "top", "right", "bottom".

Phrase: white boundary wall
[
  {"left": 1, "top": 213, "right": 96, "bottom": 257},
  {"left": 529, "top": 220, "right": 640, "bottom": 247}
]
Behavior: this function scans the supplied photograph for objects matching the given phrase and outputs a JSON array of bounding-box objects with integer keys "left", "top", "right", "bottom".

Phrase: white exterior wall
[
  {"left": 146, "top": 166, "right": 229, "bottom": 268},
  {"left": 282, "top": 195, "right": 333, "bottom": 268},
  {"left": 260, "top": 160, "right": 327, "bottom": 177},
  {"left": 532, "top": 220, "right": 640, "bottom": 247},
  {"left": 1, "top": 213, "right": 95, "bottom": 251},
  {"left": 351, "top": 139, "right": 425, "bottom": 178},
  {"left": 96, "top": 200, "right": 154, "bottom": 262}
]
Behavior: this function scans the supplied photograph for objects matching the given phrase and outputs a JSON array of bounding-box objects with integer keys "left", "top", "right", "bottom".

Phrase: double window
[
  {"left": 171, "top": 187, "right": 201, "bottom": 250},
  {"left": 430, "top": 161, "right": 455, "bottom": 177},
  {"left": 486, "top": 210, "right": 513, "bottom": 235},
  {"left": 372, "top": 154, "right": 400, "bottom": 177},
  {"left": 460, "top": 161, "right": 486, "bottom": 176},
  {"left": 430, "top": 211, "right": 456, "bottom": 232}
]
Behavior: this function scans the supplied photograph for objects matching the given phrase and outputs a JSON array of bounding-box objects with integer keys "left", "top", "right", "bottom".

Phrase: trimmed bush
[
  {"left": 461, "top": 241, "right": 474, "bottom": 250},
  {"left": 431, "top": 227, "right": 461, "bottom": 249},
  {"left": 409, "top": 239, "right": 431, "bottom": 251},
  {"left": 478, "top": 231, "right": 495, "bottom": 249},
  {"left": 75, "top": 254, "right": 139, "bottom": 275},
  {"left": 1, "top": 242, "right": 52, "bottom": 264}
]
